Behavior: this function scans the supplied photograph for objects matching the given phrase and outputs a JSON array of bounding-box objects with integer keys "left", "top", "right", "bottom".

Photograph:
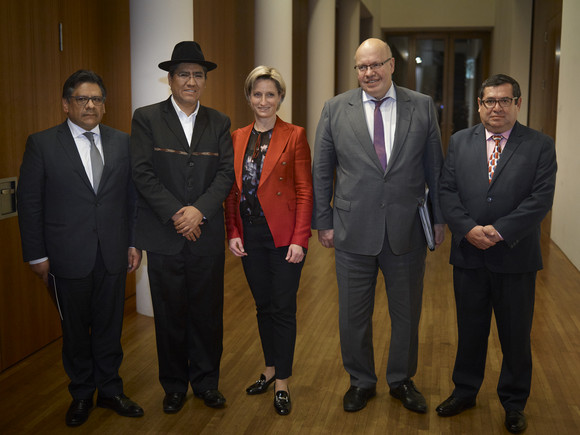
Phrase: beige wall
[
  {"left": 490, "top": 0, "right": 532, "bottom": 124},
  {"left": 551, "top": 0, "right": 580, "bottom": 270},
  {"left": 379, "top": 0, "right": 495, "bottom": 28}
]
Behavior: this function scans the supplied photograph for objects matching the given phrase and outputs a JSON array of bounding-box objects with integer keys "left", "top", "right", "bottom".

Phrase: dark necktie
[
  {"left": 84, "top": 132, "right": 103, "bottom": 192},
  {"left": 373, "top": 98, "right": 388, "bottom": 170},
  {"left": 488, "top": 134, "right": 503, "bottom": 183}
]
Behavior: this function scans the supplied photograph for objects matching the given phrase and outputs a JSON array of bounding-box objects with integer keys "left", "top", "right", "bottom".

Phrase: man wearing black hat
[{"left": 131, "top": 41, "right": 234, "bottom": 413}]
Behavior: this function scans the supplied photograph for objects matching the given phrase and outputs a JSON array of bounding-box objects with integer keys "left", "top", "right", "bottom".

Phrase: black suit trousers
[
  {"left": 241, "top": 221, "right": 304, "bottom": 380},
  {"left": 55, "top": 245, "right": 126, "bottom": 400},
  {"left": 147, "top": 245, "right": 225, "bottom": 394},
  {"left": 451, "top": 266, "right": 536, "bottom": 411}
]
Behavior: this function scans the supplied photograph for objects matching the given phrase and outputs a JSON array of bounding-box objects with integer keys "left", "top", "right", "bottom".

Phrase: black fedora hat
[{"left": 158, "top": 41, "right": 217, "bottom": 72}]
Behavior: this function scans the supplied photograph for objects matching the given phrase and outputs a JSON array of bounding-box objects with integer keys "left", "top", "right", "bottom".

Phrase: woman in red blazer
[{"left": 225, "top": 66, "right": 313, "bottom": 416}]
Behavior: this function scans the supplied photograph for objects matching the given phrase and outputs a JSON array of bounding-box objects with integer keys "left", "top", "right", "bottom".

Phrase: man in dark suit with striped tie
[{"left": 438, "top": 74, "right": 557, "bottom": 433}]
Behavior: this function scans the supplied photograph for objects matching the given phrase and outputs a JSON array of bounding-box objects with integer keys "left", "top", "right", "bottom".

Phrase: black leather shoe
[
  {"left": 246, "top": 374, "right": 276, "bottom": 395},
  {"left": 274, "top": 390, "right": 292, "bottom": 415},
  {"left": 436, "top": 395, "right": 476, "bottom": 416},
  {"left": 163, "top": 392, "right": 186, "bottom": 414},
  {"left": 65, "top": 399, "right": 93, "bottom": 427},
  {"left": 389, "top": 379, "right": 427, "bottom": 413},
  {"left": 194, "top": 389, "right": 226, "bottom": 408},
  {"left": 97, "top": 393, "right": 144, "bottom": 417},
  {"left": 505, "top": 410, "right": 527, "bottom": 433},
  {"left": 343, "top": 386, "right": 376, "bottom": 412}
]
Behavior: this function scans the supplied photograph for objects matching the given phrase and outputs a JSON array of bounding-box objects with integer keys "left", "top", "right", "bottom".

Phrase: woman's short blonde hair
[{"left": 244, "top": 66, "right": 286, "bottom": 109}]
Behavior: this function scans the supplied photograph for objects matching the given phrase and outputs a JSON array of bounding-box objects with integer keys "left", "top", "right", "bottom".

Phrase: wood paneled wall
[
  {"left": 0, "top": 0, "right": 132, "bottom": 371},
  {"left": 193, "top": 0, "right": 255, "bottom": 131}
]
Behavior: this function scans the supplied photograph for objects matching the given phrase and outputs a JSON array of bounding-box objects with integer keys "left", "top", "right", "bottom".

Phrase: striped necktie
[{"left": 488, "top": 135, "right": 503, "bottom": 183}]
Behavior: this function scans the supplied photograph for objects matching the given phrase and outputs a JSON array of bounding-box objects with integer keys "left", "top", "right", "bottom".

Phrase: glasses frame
[
  {"left": 175, "top": 71, "right": 206, "bottom": 81},
  {"left": 354, "top": 57, "right": 393, "bottom": 73},
  {"left": 69, "top": 96, "right": 105, "bottom": 106},
  {"left": 479, "top": 97, "right": 518, "bottom": 109}
]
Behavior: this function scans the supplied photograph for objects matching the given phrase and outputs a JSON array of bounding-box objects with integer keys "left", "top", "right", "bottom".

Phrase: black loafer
[
  {"left": 65, "top": 399, "right": 93, "bottom": 427},
  {"left": 274, "top": 390, "right": 292, "bottom": 415},
  {"left": 436, "top": 395, "right": 476, "bottom": 416},
  {"left": 246, "top": 374, "right": 276, "bottom": 395},
  {"left": 389, "top": 379, "right": 427, "bottom": 413},
  {"left": 96, "top": 393, "right": 144, "bottom": 417},
  {"left": 163, "top": 392, "right": 186, "bottom": 414},
  {"left": 505, "top": 410, "right": 527, "bottom": 433},
  {"left": 194, "top": 389, "right": 226, "bottom": 408},
  {"left": 343, "top": 386, "right": 376, "bottom": 412}
]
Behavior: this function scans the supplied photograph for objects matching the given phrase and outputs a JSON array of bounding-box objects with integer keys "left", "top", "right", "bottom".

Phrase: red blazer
[{"left": 225, "top": 117, "right": 313, "bottom": 249}]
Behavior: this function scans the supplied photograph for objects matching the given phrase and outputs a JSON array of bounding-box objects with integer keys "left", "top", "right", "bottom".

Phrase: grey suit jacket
[
  {"left": 312, "top": 85, "right": 444, "bottom": 256},
  {"left": 439, "top": 121, "right": 557, "bottom": 273},
  {"left": 131, "top": 98, "right": 234, "bottom": 256},
  {"left": 17, "top": 122, "right": 136, "bottom": 278}
]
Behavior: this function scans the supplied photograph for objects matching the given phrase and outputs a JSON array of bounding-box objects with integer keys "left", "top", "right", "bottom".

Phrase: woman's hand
[
  {"left": 285, "top": 244, "right": 305, "bottom": 263},
  {"left": 229, "top": 238, "right": 248, "bottom": 257}
]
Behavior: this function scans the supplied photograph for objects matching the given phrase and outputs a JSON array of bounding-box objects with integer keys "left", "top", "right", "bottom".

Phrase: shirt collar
[
  {"left": 485, "top": 126, "right": 514, "bottom": 141},
  {"left": 67, "top": 118, "right": 100, "bottom": 138},
  {"left": 170, "top": 96, "right": 200, "bottom": 120},
  {"left": 362, "top": 83, "right": 397, "bottom": 104}
]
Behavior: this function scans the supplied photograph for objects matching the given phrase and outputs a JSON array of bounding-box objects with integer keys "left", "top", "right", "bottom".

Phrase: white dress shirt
[
  {"left": 170, "top": 96, "right": 200, "bottom": 145},
  {"left": 362, "top": 85, "right": 397, "bottom": 162}
]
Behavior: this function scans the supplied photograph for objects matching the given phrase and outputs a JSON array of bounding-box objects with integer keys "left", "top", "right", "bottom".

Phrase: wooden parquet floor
[{"left": 1, "top": 230, "right": 579, "bottom": 434}]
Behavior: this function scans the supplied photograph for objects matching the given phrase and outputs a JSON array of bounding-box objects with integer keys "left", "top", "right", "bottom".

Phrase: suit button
[
  {"left": 277, "top": 192, "right": 282, "bottom": 196},
  {"left": 279, "top": 177, "right": 284, "bottom": 181},
  {"left": 188, "top": 162, "right": 194, "bottom": 167},
  {"left": 281, "top": 162, "right": 287, "bottom": 165},
  {"left": 380, "top": 202, "right": 385, "bottom": 208},
  {"left": 487, "top": 197, "right": 492, "bottom": 202}
]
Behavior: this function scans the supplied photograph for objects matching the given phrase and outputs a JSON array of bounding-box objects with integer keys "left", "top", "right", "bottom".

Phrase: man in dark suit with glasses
[
  {"left": 17, "top": 69, "right": 143, "bottom": 427},
  {"left": 438, "top": 74, "right": 557, "bottom": 433}
]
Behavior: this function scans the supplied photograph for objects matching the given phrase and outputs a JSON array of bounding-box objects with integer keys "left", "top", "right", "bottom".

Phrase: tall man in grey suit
[
  {"left": 17, "top": 70, "right": 144, "bottom": 427},
  {"left": 437, "top": 74, "right": 557, "bottom": 434},
  {"left": 131, "top": 41, "right": 234, "bottom": 413},
  {"left": 312, "top": 38, "right": 445, "bottom": 413}
]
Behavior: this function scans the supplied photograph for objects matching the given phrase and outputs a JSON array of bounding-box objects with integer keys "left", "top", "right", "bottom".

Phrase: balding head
[{"left": 354, "top": 38, "right": 395, "bottom": 99}]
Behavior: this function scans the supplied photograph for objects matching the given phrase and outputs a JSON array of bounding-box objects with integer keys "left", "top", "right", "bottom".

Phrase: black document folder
[{"left": 418, "top": 188, "right": 435, "bottom": 251}]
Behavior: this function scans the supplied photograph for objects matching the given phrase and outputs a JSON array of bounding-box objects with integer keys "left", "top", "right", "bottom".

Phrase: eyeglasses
[
  {"left": 480, "top": 97, "right": 518, "bottom": 109},
  {"left": 175, "top": 71, "right": 206, "bottom": 81},
  {"left": 354, "top": 58, "right": 392, "bottom": 72},
  {"left": 69, "top": 96, "right": 105, "bottom": 106}
]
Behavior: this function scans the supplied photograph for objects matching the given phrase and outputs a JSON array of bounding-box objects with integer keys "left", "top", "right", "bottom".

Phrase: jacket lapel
[
  {"left": 161, "top": 97, "right": 190, "bottom": 152},
  {"left": 261, "top": 117, "right": 288, "bottom": 184},
  {"left": 57, "top": 122, "right": 94, "bottom": 193},
  {"left": 98, "top": 125, "right": 115, "bottom": 194},
  {"left": 234, "top": 124, "right": 253, "bottom": 192},
  {"left": 489, "top": 121, "right": 522, "bottom": 186},
  {"left": 346, "top": 90, "right": 384, "bottom": 172},
  {"left": 190, "top": 105, "right": 208, "bottom": 154},
  {"left": 389, "top": 85, "right": 413, "bottom": 173}
]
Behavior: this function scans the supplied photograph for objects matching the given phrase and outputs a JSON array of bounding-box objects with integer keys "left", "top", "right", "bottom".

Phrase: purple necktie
[
  {"left": 488, "top": 135, "right": 503, "bottom": 183},
  {"left": 373, "top": 98, "right": 387, "bottom": 170}
]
